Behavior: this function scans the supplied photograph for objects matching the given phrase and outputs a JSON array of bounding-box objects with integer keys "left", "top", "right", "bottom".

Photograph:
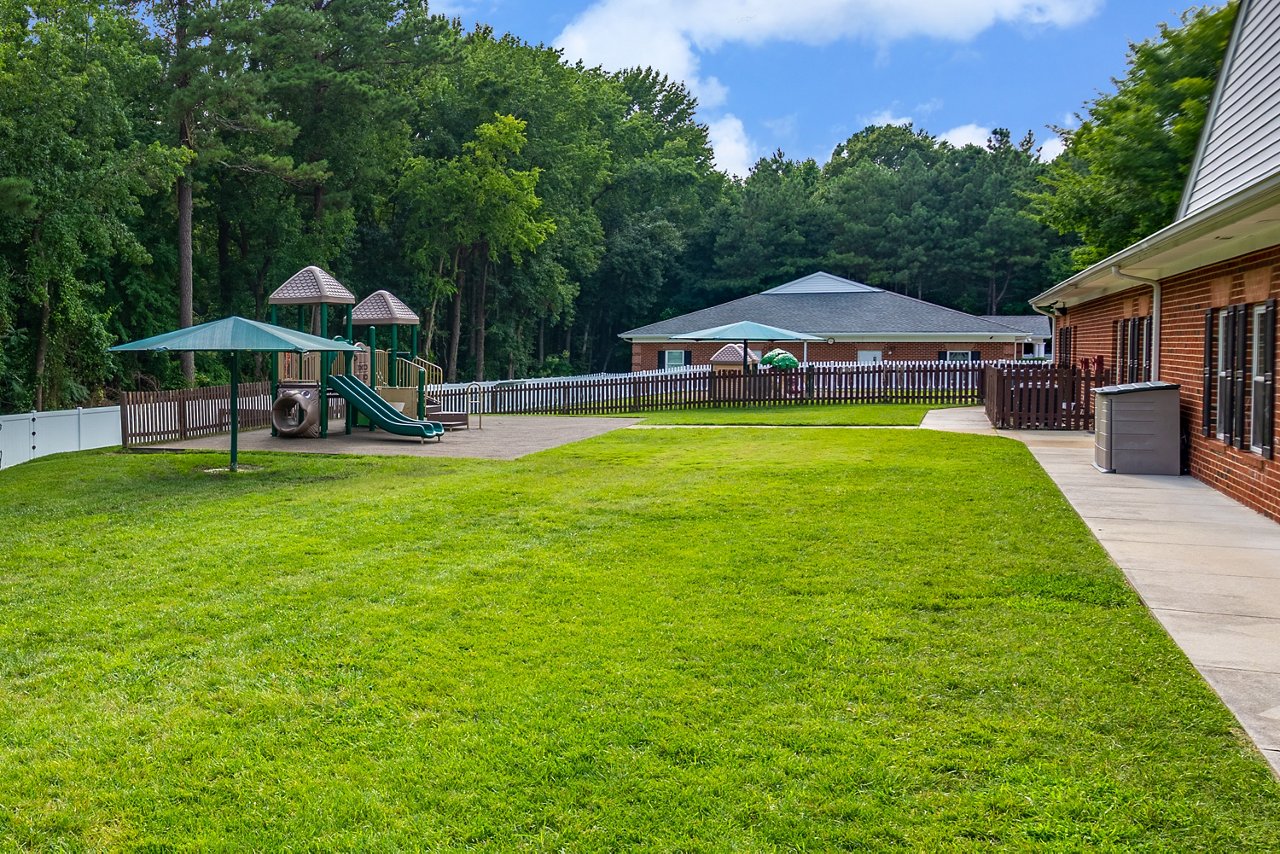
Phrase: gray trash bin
[{"left": 1093, "top": 381, "right": 1181, "bottom": 475}]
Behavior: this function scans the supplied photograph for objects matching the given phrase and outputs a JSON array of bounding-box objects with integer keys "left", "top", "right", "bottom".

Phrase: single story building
[
  {"left": 621, "top": 272, "right": 1032, "bottom": 370},
  {"left": 981, "top": 315, "right": 1053, "bottom": 360},
  {"left": 1030, "top": 0, "right": 1278, "bottom": 521}
]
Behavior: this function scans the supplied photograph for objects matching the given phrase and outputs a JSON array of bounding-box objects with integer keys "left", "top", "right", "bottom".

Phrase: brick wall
[
  {"left": 1054, "top": 287, "right": 1153, "bottom": 368},
  {"left": 630, "top": 340, "right": 1018, "bottom": 371},
  {"left": 1061, "top": 245, "right": 1280, "bottom": 522}
]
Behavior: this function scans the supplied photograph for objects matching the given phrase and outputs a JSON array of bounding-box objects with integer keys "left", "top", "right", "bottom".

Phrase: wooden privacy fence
[
  {"left": 984, "top": 364, "right": 1109, "bottom": 430},
  {"left": 435, "top": 361, "right": 989, "bottom": 416},
  {"left": 120, "top": 382, "right": 273, "bottom": 447}
]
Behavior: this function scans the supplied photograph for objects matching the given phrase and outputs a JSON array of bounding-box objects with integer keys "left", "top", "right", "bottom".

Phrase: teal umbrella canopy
[
  {"left": 669, "top": 321, "right": 823, "bottom": 343},
  {"left": 670, "top": 321, "right": 822, "bottom": 372},
  {"left": 110, "top": 317, "right": 357, "bottom": 471},
  {"left": 109, "top": 316, "right": 358, "bottom": 354}
]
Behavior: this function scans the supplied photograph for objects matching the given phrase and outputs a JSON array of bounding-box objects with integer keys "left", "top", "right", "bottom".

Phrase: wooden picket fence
[
  {"left": 983, "top": 363, "right": 1110, "bottom": 430},
  {"left": 120, "top": 382, "right": 273, "bottom": 447},
  {"left": 434, "top": 362, "right": 990, "bottom": 416}
]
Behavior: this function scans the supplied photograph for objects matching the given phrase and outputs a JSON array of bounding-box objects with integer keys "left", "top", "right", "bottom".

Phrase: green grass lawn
[
  {"left": 2, "top": 430, "right": 1279, "bottom": 848},
  {"left": 630, "top": 402, "right": 944, "bottom": 425}
]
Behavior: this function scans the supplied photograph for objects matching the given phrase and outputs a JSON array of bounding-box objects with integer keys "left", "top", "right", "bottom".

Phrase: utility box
[{"left": 1093, "top": 381, "right": 1181, "bottom": 475}]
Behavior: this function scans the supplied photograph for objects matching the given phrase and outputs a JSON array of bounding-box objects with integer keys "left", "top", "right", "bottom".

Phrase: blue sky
[{"left": 435, "top": 1, "right": 1217, "bottom": 176}]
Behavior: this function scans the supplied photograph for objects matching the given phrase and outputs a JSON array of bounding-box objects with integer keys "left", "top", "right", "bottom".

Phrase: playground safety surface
[{"left": 139, "top": 415, "right": 641, "bottom": 461}]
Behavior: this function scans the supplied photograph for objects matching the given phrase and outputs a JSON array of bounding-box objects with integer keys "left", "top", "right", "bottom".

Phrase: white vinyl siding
[{"left": 1182, "top": 0, "right": 1280, "bottom": 217}]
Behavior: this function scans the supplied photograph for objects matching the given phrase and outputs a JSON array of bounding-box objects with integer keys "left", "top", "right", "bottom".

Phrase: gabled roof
[
  {"left": 1034, "top": 0, "right": 1280, "bottom": 309},
  {"left": 1180, "top": 0, "right": 1278, "bottom": 218},
  {"left": 351, "top": 290, "right": 419, "bottom": 326},
  {"left": 981, "top": 315, "right": 1052, "bottom": 338},
  {"left": 268, "top": 266, "right": 356, "bottom": 305},
  {"left": 622, "top": 272, "right": 1028, "bottom": 341},
  {"left": 760, "top": 271, "right": 880, "bottom": 294}
]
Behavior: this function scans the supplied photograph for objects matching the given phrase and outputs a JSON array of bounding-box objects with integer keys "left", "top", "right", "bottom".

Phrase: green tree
[
  {"left": 0, "top": 1, "right": 185, "bottom": 409},
  {"left": 1029, "top": 3, "right": 1238, "bottom": 268}
]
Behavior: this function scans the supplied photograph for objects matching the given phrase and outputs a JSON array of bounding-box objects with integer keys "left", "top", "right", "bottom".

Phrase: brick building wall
[
  {"left": 1057, "top": 246, "right": 1280, "bottom": 522},
  {"left": 1053, "top": 287, "right": 1154, "bottom": 369},
  {"left": 630, "top": 340, "right": 1018, "bottom": 371}
]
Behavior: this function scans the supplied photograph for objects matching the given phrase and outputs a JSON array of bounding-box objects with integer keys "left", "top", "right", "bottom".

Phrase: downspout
[
  {"left": 1031, "top": 303, "right": 1056, "bottom": 362},
  {"left": 1111, "top": 266, "right": 1162, "bottom": 379}
]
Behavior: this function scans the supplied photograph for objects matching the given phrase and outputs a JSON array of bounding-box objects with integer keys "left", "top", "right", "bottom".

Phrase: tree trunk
[
  {"left": 447, "top": 254, "right": 465, "bottom": 383},
  {"left": 217, "top": 215, "right": 232, "bottom": 314},
  {"left": 177, "top": 160, "right": 194, "bottom": 383},
  {"left": 474, "top": 261, "right": 489, "bottom": 381},
  {"left": 424, "top": 294, "right": 438, "bottom": 363},
  {"left": 32, "top": 290, "right": 51, "bottom": 411},
  {"left": 176, "top": 0, "right": 194, "bottom": 383},
  {"left": 537, "top": 316, "right": 545, "bottom": 365}
]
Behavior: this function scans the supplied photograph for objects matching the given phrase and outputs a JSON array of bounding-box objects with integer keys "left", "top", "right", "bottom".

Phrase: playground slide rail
[{"left": 329, "top": 375, "right": 444, "bottom": 439}]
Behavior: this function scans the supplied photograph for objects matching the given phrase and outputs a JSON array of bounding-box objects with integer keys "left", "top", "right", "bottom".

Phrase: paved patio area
[
  {"left": 137, "top": 415, "right": 639, "bottom": 461},
  {"left": 924, "top": 406, "right": 1280, "bottom": 775}
]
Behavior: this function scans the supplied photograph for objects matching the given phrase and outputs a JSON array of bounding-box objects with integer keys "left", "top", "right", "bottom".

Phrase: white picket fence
[{"left": 0, "top": 406, "right": 122, "bottom": 471}]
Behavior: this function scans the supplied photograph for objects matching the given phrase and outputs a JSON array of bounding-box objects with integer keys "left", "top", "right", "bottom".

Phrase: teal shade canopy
[
  {"left": 109, "top": 316, "right": 358, "bottom": 353},
  {"left": 669, "top": 321, "right": 823, "bottom": 342}
]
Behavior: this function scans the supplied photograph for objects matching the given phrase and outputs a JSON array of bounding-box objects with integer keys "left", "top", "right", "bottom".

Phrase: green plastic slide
[{"left": 328, "top": 374, "right": 444, "bottom": 440}]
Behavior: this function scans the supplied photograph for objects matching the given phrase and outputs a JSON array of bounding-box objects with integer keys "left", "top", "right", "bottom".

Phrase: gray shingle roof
[
  {"left": 268, "top": 266, "right": 356, "bottom": 305},
  {"left": 980, "top": 315, "right": 1052, "bottom": 338},
  {"left": 351, "top": 290, "right": 419, "bottom": 325},
  {"left": 622, "top": 273, "right": 1028, "bottom": 339},
  {"left": 761, "top": 271, "right": 879, "bottom": 294}
]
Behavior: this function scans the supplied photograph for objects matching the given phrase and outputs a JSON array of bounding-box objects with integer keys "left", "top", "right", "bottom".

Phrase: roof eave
[{"left": 1031, "top": 171, "right": 1280, "bottom": 310}]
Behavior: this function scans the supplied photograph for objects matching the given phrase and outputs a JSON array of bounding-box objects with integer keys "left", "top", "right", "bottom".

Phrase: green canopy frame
[{"left": 110, "top": 316, "right": 358, "bottom": 471}]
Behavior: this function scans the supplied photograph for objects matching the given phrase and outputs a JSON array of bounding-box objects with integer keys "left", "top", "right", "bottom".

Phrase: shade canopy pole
[{"left": 229, "top": 351, "right": 240, "bottom": 472}]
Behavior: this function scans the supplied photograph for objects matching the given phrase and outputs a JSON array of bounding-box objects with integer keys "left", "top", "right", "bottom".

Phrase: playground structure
[{"left": 267, "top": 267, "right": 468, "bottom": 439}]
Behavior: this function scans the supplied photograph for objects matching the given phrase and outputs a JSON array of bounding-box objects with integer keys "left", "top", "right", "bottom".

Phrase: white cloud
[
  {"left": 707, "top": 114, "right": 757, "bottom": 178},
  {"left": 940, "top": 123, "right": 991, "bottom": 148},
  {"left": 555, "top": 0, "right": 1100, "bottom": 106},
  {"left": 861, "top": 109, "right": 915, "bottom": 127},
  {"left": 1038, "top": 136, "right": 1066, "bottom": 161}
]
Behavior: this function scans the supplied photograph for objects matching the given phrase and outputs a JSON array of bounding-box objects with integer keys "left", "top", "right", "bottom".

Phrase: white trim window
[
  {"left": 661, "top": 350, "right": 688, "bottom": 370},
  {"left": 857, "top": 350, "right": 883, "bottom": 364},
  {"left": 944, "top": 350, "right": 974, "bottom": 362},
  {"left": 1217, "top": 309, "right": 1230, "bottom": 440},
  {"left": 1253, "top": 304, "right": 1268, "bottom": 453}
]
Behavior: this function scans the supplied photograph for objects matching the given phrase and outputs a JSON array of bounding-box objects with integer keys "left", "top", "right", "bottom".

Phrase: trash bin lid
[{"left": 1094, "top": 380, "right": 1181, "bottom": 395}]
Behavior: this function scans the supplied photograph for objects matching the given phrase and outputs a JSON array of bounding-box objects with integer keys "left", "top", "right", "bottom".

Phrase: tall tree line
[{"left": 0, "top": 1, "right": 1232, "bottom": 410}]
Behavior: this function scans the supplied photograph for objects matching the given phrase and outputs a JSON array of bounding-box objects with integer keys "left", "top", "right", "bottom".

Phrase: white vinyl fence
[{"left": 0, "top": 406, "right": 122, "bottom": 471}]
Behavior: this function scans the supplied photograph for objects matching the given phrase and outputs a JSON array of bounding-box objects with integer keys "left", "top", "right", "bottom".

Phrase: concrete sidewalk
[{"left": 923, "top": 406, "right": 1280, "bottom": 775}]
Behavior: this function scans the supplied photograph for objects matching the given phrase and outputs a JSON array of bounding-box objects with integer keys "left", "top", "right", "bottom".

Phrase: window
[
  {"left": 1203, "top": 301, "right": 1275, "bottom": 458},
  {"left": 1217, "top": 309, "right": 1230, "bottom": 440},
  {"left": 1058, "top": 326, "right": 1074, "bottom": 366},
  {"left": 1254, "top": 304, "right": 1275, "bottom": 454},
  {"left": 1114, "top": 316, "right": 1153, "bottom": 383},
  {"left": 857, "top": 350, "right": 883, "bottom": 364},
  {"left": 941, "top": 350, "right": 979, "bottom": 362},
  {"left": 661, "top": 349, "right": 690, "bottom": 370}
]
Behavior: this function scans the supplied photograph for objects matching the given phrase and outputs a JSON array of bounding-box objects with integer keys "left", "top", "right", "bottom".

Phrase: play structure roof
[
  {"left": 351, "top": 290, "right": 419, "bottom": 325},
  {"left": 109, "top": 316, "right": 359, "bottom": 353},
  {"left": 709, "top": 343, "right": 761, "bottom": 364},
  {"left": 268, "top": 266, "right": 356, "bottom": 305}
]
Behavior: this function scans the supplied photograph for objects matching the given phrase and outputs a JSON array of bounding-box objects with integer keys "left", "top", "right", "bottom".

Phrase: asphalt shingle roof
[
  {"left": 352, "top": 290, "right": 420, "bottom": 325},
  {"left": 623, "top": 272, "right": 1028, "bottom": 339},
  {"left": 980, "top": 315, "right": 1052, "bottom": 338},
  {"left": 268, "top": 266, "right": 356, "bottom": 305}
]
